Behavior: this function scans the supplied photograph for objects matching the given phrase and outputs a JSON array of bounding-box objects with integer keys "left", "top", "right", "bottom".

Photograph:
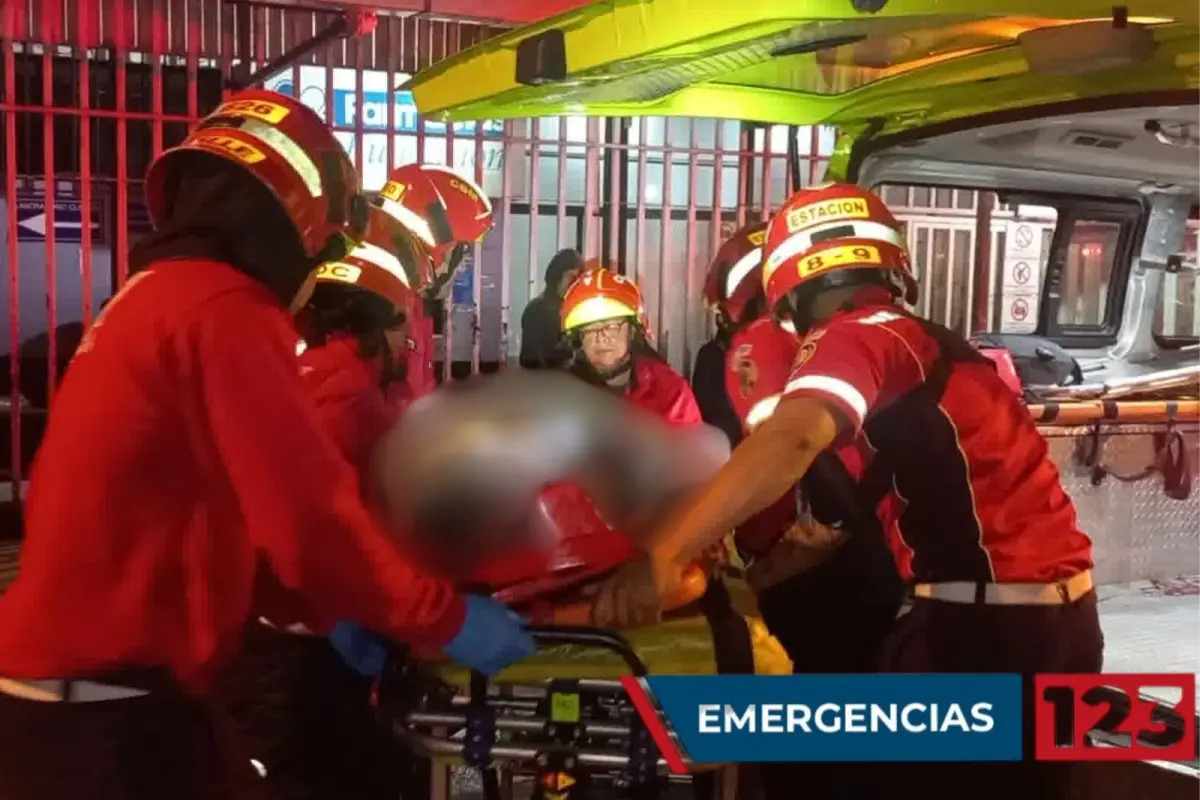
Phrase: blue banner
[{"left": 641, "top": 674, "right": 1023, "bottom": 764}]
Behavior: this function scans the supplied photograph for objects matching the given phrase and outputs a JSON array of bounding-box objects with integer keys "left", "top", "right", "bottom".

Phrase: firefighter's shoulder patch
[
  {"left": 792, "top": 327, "right": 825, "bottom": 371},
  {"left": 732, "top": 343, "right": 758, "bottom": 399}
]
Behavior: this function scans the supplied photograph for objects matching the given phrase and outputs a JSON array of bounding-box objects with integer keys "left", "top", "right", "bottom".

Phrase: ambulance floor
[{"left": 1095, "top": 575, "right": 1200, "bottom": 706}]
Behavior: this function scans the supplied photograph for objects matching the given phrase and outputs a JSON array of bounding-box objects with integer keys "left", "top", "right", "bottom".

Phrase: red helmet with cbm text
[
  {"left": 761, "top": 184, "right": 917, "bottom": 323},
  {"left": 703, "top": 220, "right": 770, "bottom": 328},
  {"left": 375, "top": 164, "right": 494, "bottom": 280}
]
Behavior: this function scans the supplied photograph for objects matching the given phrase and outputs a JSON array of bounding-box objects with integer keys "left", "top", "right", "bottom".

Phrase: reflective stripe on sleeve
[{"left": 782, "top": 374, "right": 868, "bottom": 422}]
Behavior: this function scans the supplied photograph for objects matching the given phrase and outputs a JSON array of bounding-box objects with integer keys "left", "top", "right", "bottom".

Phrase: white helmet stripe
[
  {"left": 763, "top": 220, "right": 906, "bottom": 281},
  {"left": 724, "top": 247, "right": 764, "bottom": 300},
  {"left": 349, "top": 241, "right": 411, "bottom": 287},
  {"left": 378, "top": 197, "right": 438, "bottom": 248}
]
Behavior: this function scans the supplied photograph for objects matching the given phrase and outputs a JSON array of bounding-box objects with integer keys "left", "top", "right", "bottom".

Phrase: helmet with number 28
[
  {"left": 375, "top": 164, "right": 494, "bottom": 279},
  {"left": 761, "top": 184, "right": 917, "bottom": 323},
  {"left": 145, "top": 88, "right": 368, "bottom": 263},
  {"left": 560, "top": 267, "right": 648, "bottom": 334}
]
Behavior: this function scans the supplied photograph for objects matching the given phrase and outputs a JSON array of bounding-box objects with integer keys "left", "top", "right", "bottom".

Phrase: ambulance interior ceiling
[{"left": 862, "top": 105, "right": 1200, "bottom": 199}]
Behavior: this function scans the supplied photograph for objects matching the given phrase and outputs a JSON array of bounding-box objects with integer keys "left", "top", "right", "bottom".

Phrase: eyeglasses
[{"left": 579, "top": 321, "right": 629, "bottom": 342}]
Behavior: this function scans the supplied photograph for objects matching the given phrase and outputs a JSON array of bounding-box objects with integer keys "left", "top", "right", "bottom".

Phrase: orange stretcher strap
[{"left": 1029, "top": 399, "right": 1200, "bottom": 426}]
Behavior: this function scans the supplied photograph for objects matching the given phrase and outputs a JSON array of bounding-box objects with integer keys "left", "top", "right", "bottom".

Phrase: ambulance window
[
  {"left": 1055, "top": 220, "right": 1122, "bottom": 328},
  {"left": 1152, "top": 219, "right": 1200, "bottom": 343}
]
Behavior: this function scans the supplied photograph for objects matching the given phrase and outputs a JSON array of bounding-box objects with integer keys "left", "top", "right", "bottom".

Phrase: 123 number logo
[{"left": 1034, "top": 674, "right": 1196, "bottom": 761}]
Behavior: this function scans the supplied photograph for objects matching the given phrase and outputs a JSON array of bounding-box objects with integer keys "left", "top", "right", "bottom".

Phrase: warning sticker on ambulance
[
  {"left": 784, "top": 197, "right": 870, "bottom": 232},
  {"left": 797, "top": 244, "right": 882, "bottom": 279},
  {"left": 215, "top": 98, "right": 292, "bottom": 125},
  {"left": 192, "top": 133, "right": 267, "bottom": 165}
]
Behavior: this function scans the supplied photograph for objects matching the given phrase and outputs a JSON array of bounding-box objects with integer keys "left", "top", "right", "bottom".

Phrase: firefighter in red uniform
[
  {"left": 711, "top": 228, "right": 903, "bottom": 800},
  {"left": 213, "top": 203, "right": 449, "bottom": 799},
  {"left": 560, "top": 265, "right": 702, "bottom": 425},
  {"left": 0, "top": 90, "right": 532, "bottom": 800},
  {"left": 595, "top": 184, "right": 1102, "bottom": 800}
]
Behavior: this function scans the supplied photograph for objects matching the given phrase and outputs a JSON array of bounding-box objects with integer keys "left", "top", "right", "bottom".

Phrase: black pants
[
  {"left": 756, "top": 534, "right": 906, "bottom": 800},
  {"left": 211, "top": 622, "right": 404, "bottom": 800},
  {"left": 876, "top": 590, "right": 1105, "bottom": 800},
  {"left": 0, "top": 679, "right": 243, "bottom": 800}
]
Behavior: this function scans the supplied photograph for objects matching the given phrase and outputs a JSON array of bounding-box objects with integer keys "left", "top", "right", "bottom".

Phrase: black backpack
[{"left": 970, "top": 332, "right": 1084, "bottom": 389}]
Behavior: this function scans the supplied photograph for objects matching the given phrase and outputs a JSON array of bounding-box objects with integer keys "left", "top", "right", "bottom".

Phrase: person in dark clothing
[
  {"left": 690, "top": 329, "right": 742, "bottom": 448},
  {"left": 519, "top": 248, "right": 583, "bottom": 369}
]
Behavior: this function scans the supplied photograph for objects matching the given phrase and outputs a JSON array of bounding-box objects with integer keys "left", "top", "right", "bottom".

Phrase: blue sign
[
  {"left": 14, "top": 196, "right": 102, "bottom": 244},
  {"left": 452, "top": 251, "right": 475, "bottom": 305},
  {"left": 642, "top": 674, "right": 1024, "bottom": 764},
  {"left": 272, "top": 78, "right": 503, "bottom": 137}
]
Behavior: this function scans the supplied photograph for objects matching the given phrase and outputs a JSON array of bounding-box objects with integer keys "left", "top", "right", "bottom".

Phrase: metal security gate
[{"left": 0, "top": 0, "right": 840, "bottom": 506}]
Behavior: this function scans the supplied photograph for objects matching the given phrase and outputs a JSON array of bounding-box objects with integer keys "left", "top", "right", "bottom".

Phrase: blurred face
[{"left": 579, "top": 318, "right": 632, "bottom": 371}]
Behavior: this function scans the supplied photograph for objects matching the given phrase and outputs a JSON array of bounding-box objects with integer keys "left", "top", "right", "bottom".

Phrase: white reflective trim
[
  {"left": 420, "top": 164, "right": 493, "bottom": 217},
  {"left": 295, "top": 339, "right": 307, "bottom": 357},
  {"left": 744, "top": 393, "right": 782, "bottom": 431},
  {"left": 778, "top": 319, "right": 797, "bottom": 334},
  {"left": 783, "top": 375, "right": 868, "bottom": 421},
  {"left": 724, "top": 247, "right": 763, "bottom": 300},
  {"left": 349, "top": 241, "right": 411, "bottom": 287},
  {"left": 763, "top": 220, "right": 906, "bottom": 277},
  {"left": 378, "top": 197, "right": 438, "bottom": 247},
  {"left": 241, "top": 119, "right": 324, "bottom": 199}
]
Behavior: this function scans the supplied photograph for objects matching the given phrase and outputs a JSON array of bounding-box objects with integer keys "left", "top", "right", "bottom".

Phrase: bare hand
[{"left": 591, "top": 553, "right": 679, "bottom": 629}]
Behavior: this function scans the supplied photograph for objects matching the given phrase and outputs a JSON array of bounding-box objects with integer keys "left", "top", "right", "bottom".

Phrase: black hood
[
  {"left": 129, "top": 152, "right": 315, "bottom": 305},
  {"left": 543, "top": 248, "right": 584, "bottom": 298}
]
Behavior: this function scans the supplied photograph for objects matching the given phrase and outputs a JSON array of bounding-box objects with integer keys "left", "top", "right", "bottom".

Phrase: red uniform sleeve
[
  {"left": 782, "top": 311, "right": 923, "bottom": 436},
  {"left": 185, "top": 294, "right": 466, "bottom": 647}
]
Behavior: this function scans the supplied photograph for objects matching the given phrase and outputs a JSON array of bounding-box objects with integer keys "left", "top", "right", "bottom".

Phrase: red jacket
[
  {"left": 625, "top": 355, "right": 702, "bottom": 425},
  {"left": 781, "top": 302, "right": 1091, "bottom": 582},
  {"left": 0, "top": 260, "right": 464, "bottom": 695},
  {"left": 299, "top": 335, "right": 402, "bottom": 478}
]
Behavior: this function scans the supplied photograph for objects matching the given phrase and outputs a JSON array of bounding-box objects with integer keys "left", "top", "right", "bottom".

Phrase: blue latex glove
[
  {"left": 328, "top": 621, "right": 390, "bottom": 677},
  {"left": 443, "top": 595, "right": 536, "bottom": 676}
]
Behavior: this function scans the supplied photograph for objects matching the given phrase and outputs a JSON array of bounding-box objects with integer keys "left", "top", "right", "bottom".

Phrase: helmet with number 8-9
[
  {"left": 560, "top": 267, "right": 648, "bottom": 333},
  {"left": 702, "top": 220, "right": 770, "bottom": 327},
  {"left": 375, "top": 164, "right": 494, "bottom": 280},
  {"left": 145, "top": 88, "right": 368, "bottom": 263},
  {"left": 761, "top": 183, "right": 917, "bottom": 320}
]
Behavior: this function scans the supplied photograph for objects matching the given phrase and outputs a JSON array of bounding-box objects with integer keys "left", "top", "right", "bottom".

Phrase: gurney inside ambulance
[{"left": 370, "top": 370, "right": 792, "bottom": 798}]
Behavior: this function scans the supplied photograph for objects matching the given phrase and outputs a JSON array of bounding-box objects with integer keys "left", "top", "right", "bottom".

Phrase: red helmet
[
  {"left": 560, "top": 268, "right": 647, "bottom": 333},
  {"left": 312, "top": 206, "right": 432, "bottom": 309},
  {"left": 761, "top": 184, "right": 916, "bottom": 316},
  {"left": 703, "top": 221, "right": 770, "bottom": 325},
  {"left": 146, "top": 89, "right": 367, "bottom": 261},
  {"left": 376, "top": 164, "right": 494, "bottom": 277}
]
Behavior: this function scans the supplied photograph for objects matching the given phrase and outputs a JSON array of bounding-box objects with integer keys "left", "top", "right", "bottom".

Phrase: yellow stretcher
[{"left": 382, "top": 576, "right": 791, "bottom": 800}]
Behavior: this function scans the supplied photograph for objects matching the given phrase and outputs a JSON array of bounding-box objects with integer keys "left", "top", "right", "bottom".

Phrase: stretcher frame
[{"left": 379, "top": 626, "right": 741, "bottom": 800}]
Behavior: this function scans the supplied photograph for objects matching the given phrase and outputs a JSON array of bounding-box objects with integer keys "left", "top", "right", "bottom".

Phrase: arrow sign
[{"left": 15, "top": 197, "right": 100, "bottom": 243}]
